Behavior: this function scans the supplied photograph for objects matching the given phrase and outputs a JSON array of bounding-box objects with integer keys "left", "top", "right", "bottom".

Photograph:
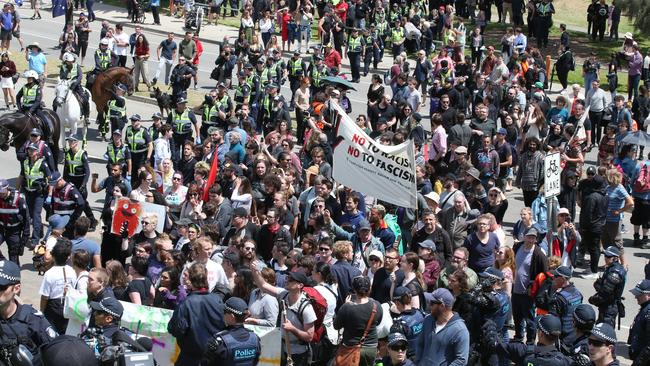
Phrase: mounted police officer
[
  {"left": 19, "top": 142, "right": 52, "bottom": 249},
  {"left": 488, "top": 314, "right": 571, "bottom": 366},
  {"left": 0, "top": 260, "right": 57, "bottom": 363},
  {"left": 16, "top": 128, "right": 56, "bottom": 173},
  {"left": 59, "top": 52, "right": 90, "bottom": 123},
  {"left": 0, "top": 179, "right": 29, "bottom": 265},
  {"left": 86, "top": 38, "right": 115, "bottom": 90},
  {"left": 588, "top": 323, "right": 619, "bottom": 366},
  {"left": 628, "top": 280, "right": 650, "bottom": 365},
  {"left": 104, "top": 129, "right": 131, "bottom": 178},
  {"left": 588, "top": 246, "right": 626, "bottom": 329},
  {"left": 390, "top": 286, "right": 424, "bottom": 361},
  {"left": 17, "top": 70, "right": 53, "bottom": 142},
  {"left": 203, "top": 296, "right": 261, "bottom": 366},
  {"left": 104, "top": 83, "right": 128, "bottom": 141},
  {"left": 561, "top": 304, "right": 596, "bottom": 366},
  {"left": 63, "top": 135, "right": 97, "bottom": 231},
  {"left": 47, "top": 171, "right": 84, "bottom": 240},
  {"left": 345, "top": 28, "right": 363, "bottom": 83},
  {"left": 287, "top": 51, "right": 306, "bottom": 109},
  {"left": 469, "top": 266, "right": 510, "bottom": 366},
  {"left": 124, "top": 114, "right": 152, "bottom": 186},
  {"left": 549, "top": 265, "right": 583, "bottom": 341},
  {"left": 167, "top": 97, "right": 199, "bottom": 165}
]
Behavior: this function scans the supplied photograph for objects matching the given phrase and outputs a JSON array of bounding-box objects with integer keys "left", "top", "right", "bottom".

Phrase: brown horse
[
  {"left": 0, "top": 110, "right": 62, "bottom": 162},
  {"left": 90, "top": 67, "right": 135, "bottom": 133}
]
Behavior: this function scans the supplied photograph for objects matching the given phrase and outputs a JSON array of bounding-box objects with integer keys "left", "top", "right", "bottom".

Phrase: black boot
[
  {"left": 643, "top": 236, "right": 650, "bottom": 249},
  {"left": 9, "top": 255, "right": 19, "bottom": 266},
  {"left": 634, "top": 233, "right": 641, "bottom": 247}
]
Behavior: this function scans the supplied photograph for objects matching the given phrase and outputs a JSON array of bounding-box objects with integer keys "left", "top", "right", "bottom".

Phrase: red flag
[{"left": 203, "top": 156, "right": 219, "bottom": 202}]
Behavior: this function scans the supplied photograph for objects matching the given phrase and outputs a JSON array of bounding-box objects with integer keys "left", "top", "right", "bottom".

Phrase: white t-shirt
[
  {"left": 314, "top": 283, "right": 339, "bottom": 344},
  {"left": 182, "top": 259, "right": 229, "bottom": 292},
  {"left": 276, "top": 289, "right": 317, "bottom": 354},
  {"left": 113, "top": 32, "right": 130, "bottom": 56},
  {"left": 39, "top": 265, "right": 76, "bottom": 299}
]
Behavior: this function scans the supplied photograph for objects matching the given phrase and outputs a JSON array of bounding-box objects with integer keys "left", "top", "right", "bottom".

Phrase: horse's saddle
[{"left": 28, "top": 112, "right": 54, "bottom": 141}]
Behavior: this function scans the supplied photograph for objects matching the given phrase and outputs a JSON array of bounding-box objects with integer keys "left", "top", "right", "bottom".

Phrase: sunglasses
[
  {"left": 243, "top": 247, "right": 255, "bottom": 251},
  {"left": 389, "top": 345, "right": 407, "bottom": 352},
  {"left": 173, "top": 177, "right": 182, "bottom": 181},
  {"left": 588, "top": 339, "right": 608, "bottom": 347},
  {"left": 142, "top": 221, "right": 152, "bottom": 225},
  {"left": 369, "top": 257, "right": 381, "bottom": 262}
]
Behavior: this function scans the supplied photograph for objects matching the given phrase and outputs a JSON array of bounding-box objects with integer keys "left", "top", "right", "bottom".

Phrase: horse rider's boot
[{"left": 82, "top": 98, "right": 90, "bottom": 125}]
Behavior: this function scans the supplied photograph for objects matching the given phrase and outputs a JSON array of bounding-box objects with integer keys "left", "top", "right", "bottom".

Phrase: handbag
[{"left": 334, "top": 302, "right": 377, "bottom": 366}]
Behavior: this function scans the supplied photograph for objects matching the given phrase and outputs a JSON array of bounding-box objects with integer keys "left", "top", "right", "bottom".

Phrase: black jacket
[{"left": 579, "top": 189, "right": 607, "bottom": 234}]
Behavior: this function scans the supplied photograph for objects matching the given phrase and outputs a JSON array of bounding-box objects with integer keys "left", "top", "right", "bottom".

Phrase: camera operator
[
  {"left": 82, "top": 297, "right": 125, "bottom": 343},
  {"left": 202, "top": 297, "right": 261, "bottom": 366},
  {"left": 467, "top": 266, "right": 510, "bottom": 366},
  {"left": 0, "top": 260, "right": 57, "bottom": 365}
]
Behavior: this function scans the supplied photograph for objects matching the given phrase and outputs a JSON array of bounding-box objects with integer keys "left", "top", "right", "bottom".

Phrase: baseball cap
[
  {"left": 177, "top": 97, "right": 188, "bottom": 104},
  {"left": 551, "top": 265, "right": 573, "bottom": 279},
  {"left": 426, "top": 288, "right": 455, "bottom": 307},
  {"left": 357, "top": 219, "right": 371, "bottom": 232},
  {"left": 288, "top": 271, "right": 311, "bottom": 285},
  {"left": 392, "top": 286, "right": 411, "bottom": 301},
  {"left": 603, "top": 246, "right": 620, "bottom": 257},
  {"left": 65, "top": 135, "right": 79, "bottom": 142},
  {"left": 368, "top": 250, "right": 384, "bottom": 263},
  {"left": 49, "top": 171, "right": 62, "bottom": 186},
  {"left": 0, "top": 260, "right": 20, "bottom": 285},
  {"left": 497, "top": 127, "right": 507, "bottom": 135},
  {"left": 418, "top": 239, "right": 436, "bottom": 251},
  {"left": 480, "top": 267, "right": 504, "bottom": 281},
  {"left": 557, "top": 208, "right": 570, "bottom": 216},
  {"left": 27, "top": 142, "right": 39, "bottom": 151},
  {"left": 525, "top": 227, "right": 539, "bottom": 237},
  {"left": 535, "top": 81, "right": 544, "bottom": 89},
  {"left": 630, "top": 280, "right": 650, "bottom": 297},
  {"left": 590, "top": 323, "right": 617, "bottom": 344},
  {"left": 30, "top": 128, "right": 42, "bottom": 136},
  {"left": 175, "top": 218, "right": 193, "bottom": 227},
  {"left": 225, "top": 297, "right": 248, "bottom": 315},
  {"left": 112, "top": 129, "right": 122, "bottom": 136},
  {"left": 387, "top": 332, "right": 408, "bottom": 347},
  {"left": 537, "top": 314, "right": 561, "bottom": 336},
  {"left": 89, "top": 297, "right": 124, "bottom": 319}
]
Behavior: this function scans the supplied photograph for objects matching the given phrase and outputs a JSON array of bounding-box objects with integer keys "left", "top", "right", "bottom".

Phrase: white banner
[
  {"left": 330, "top": 102, "right": 418, "bottom": 209},
  {"left": 63, "top": 291, "right": 281, "bottom": 366}
]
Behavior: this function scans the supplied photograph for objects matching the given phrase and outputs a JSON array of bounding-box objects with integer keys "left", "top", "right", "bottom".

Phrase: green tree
[{"left": 617, "top": 0, "right": 650, "bottom": 35}]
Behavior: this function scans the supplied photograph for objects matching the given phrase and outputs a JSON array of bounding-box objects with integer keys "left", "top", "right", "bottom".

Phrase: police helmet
[
  {"left": 100, "top": 39, "right": 110, "bottom": 46},
  {"left": 63, "top": 53, "right": 76, "bottom": 62},
  {"left": 23, "top": 70, "right": 38, "bottom": 79}
]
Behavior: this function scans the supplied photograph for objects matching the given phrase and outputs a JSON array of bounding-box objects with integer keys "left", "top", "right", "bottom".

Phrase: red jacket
[{"left": 324, "top": 49, "right": 341, "bottom": 69}]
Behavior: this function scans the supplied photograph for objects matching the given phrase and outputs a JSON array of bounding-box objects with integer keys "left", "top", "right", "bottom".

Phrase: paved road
[{"left": 2, "top": 6, "right": 646, "bottom": 364}]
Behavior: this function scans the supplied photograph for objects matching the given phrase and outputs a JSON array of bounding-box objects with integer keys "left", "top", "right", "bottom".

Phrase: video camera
[{"left": 80, "top": 328, "right": 156, "bottom": 366}]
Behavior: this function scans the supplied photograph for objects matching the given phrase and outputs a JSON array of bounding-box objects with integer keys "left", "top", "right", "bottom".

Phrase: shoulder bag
[{"left": 334, "top": 302, "right": 377, "bottom": 366}]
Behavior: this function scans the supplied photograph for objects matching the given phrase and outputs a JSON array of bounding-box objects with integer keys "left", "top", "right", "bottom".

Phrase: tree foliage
[{"left": 617, "top": 0, "right": 650, "bottom": 35}]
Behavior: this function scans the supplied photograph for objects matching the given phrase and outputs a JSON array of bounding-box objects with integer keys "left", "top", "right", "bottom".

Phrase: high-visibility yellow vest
[
  {"left": 348, "top": 36, "right": 362, "bottom": 53},
  {"left": 172, "top": 109, "right": 192, "bottom": 134},
  {"left": 126, "top": 127, "right": 147, "bottom": 153},
  {"left": 23, "top": 158, "right": 45, "bottom": 191},
  {"left": 21, "top": 85, "right": 38, "bottom": 107},
  {"left": 65, "top": 149, "right": 85, "bottom": 177}
]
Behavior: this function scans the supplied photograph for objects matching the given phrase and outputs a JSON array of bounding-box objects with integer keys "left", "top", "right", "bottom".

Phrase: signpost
[{"left": 544, "top": 152, "right": 561, "bottom": 246}]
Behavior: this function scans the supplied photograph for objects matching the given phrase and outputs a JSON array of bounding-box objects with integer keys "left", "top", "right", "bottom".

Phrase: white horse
[{"left": 54, "top": 79, "right": 89, "bottom": 151}]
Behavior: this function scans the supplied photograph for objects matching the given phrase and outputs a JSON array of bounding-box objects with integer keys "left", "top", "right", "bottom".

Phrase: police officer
[
  {"left": 63, "top": 135, "right": 96, "bottom": 231},
  {"left": 87, "top": 38, "right": 115, "bottom": 90},
  {"left": 0, "top": 260, "right": 57, "bottom": 363},
  {"left": 628, "top": 280, "right": 650, "bottom": 365},
  {"left": 243, "top": 63, "right": 260, "bottom": 119},
  {"left": 390, "top": 286, "right": 424, "bottom": 361},
  {"left": 17, "top": 70, "right": 53, "bottom": 141},
  {"left": 19, "top": 143, "right": 52, "bottom": 248},
  {"left": 167, "top": 97, "right": 199, "bottom": 165},
  {"left": 362, "top": 26, "right": 379, "bottom": 76},
  {"left": 589, "top": 246, "right": 626, "bottom": 328},
  {"left": 489, "top": 314, "right": 571, "bottom": 366},
  {"left": 214, "top": 82, "right": 234, "bottom": 127},
  {"left": 200, "top": 90, "right": 219, "bottom": 141},
  {"left": 345, "top": 28, "right": 363, "bottom": 83},
  {"left": 0, "top": 180, "right": 30, "bottom": 264},
  {"left": 390, "top": 20, "right": 405, "bottom": 58},
  {"left": 59, "top": 53, "right": 90, "bottom": 123},
  {"left": 534, "top": 0, "right": 555, "bottom": 49},
  {"left": 203, "top": 296, "right": 261, "bottom": 366},
  {"left": 48, "top": 171, "right": 84, "bottom": 240},
  {"left": 234, "top": 71, "right": 251, "bottom": 109},
  {"left": 591, "top": 0, "right": 609, "bottom": 41},
  {"left": 150, "top": 112, "right": 164, "bottom": 141},
  {"left": 104, "top": 83, "right": 128, "bottom": 140},
  {"left": 104, "top": 129, "right": 132, "bottom": 178},
  {"left": 375, "top": 15, "right": 389, "bottom": 62},
  {"left": 549, "top": 265, "right": 583, "bottom": 341},
  {"left": 470, "top": 267, "right": 510, "bottom": 366},
  {"left": 287, "top": 51, "right": 306, "bottom": 109},
  {"left": 82, "top": 296, "right": 125, "bottom": 343},
  {"left": 308, "top": 54, "right": 326, "bottom": 96},
  {"left": 588, "top": 323, "right": 619, "bottom": 366},
  {"left": 17, "top": 128, "right": 56, "bottom": 172},
  {"left": 124, "top": 114, "right": 152, "bottom": 186},
  {"left": 258, "top": 84, "right": 286, "bottom": 135},
  {"left": 561, "top": 304, "right": 596, "bottom": 366},
  {"left": 170, "top": 56, "right": 196, "bottom": 103}
]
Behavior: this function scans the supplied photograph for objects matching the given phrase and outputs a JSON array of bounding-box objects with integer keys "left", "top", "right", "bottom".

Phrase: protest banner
[
  {"left": 110, "top": 198, "right": 142, "bottom": 237},
  {"left": 63, "top": 291, "right": 282, "bottom": 366},
  {"left": 330, "top": 102, "right": 418, "bottom": 209},
  {"left": 135, "top": 201, "right": 167, "bottom": 233}
]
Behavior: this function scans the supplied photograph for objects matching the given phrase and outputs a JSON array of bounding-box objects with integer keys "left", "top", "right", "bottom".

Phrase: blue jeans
[
  {"left": 585, "top": 73, "right": 597, "bottom": 95},
  {"left": 629, "top": 73, "right": 641, "bottom": 100},
  {"left": 25, "top": 191, "right": 44, "bottom": 242},
  {"left": 46, "top": 214, "right": 71, "bottom": 239},
  {"left": 86, "top": 0, "right": 95, "bottom": 20}
]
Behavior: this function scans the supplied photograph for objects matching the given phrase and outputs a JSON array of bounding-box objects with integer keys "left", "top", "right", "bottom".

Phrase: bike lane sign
[{"left": 544, "top": 152, "right": 561, "bottom": 198}]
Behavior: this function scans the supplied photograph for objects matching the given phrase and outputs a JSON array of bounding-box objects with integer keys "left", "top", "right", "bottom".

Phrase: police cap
[
  {"left": 129, "top": 114, "right": 142, "bottom": 121},
  {"left": 480, "top": 267, "right": 504, "bottom": 281},
  {"left": 30, "top": 128, "right": 42, "bottom": 136},
  {"left": 551, "top": 265, "right": 573, "bottom": 279},
  {"left": 0, "top": 260, "right": 20, "bottom": 285},
  {"left": 89, "top": 297, "right": 124, "bottom": 319},
  {"left": 41, "top": 335, "right": 97, "bottom": 366},
  {"left": 630, "top": 279, "right": 650, "bottom": 297},
  {"left": 603, "top": 246, "right": 620, "bottom": 257},
  {"left": 49, "top": 171, "right": 62, "bottom": 186},
  {"left": 225, "top": 297, "right": 248, "bottom": 316},
  {"left": 590, "top": 323, "right": 617, "bottom": 344},
  {"left": 573, "top": 304, "right": 596, "bottom": 327},
  {"left": 537, "top": 314, "right": 561, "bottom": 336}
]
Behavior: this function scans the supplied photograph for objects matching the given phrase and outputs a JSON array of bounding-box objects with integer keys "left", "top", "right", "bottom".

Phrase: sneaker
[{"left": 581, "top": 272, "right": 599, "bottom": 280}]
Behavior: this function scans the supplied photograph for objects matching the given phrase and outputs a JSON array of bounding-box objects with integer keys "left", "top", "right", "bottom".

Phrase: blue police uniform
[
  {"left": 203, "top": 325, "right": 261, "bottom": 366},
  {"left": 0, "top": 188, "right": 30, "bottom": 264},
  {"left": 629, "top": 300, "right": 650, "bottom": 364},
  {"left": 591, "top": 262, "right": 626, "bottom": 328},
  {"left": 562, "top": 333, "right": 591, "bottom": 366},
  {"left": 17, "top": 140, "right": 56, "bottom": 173},
  {"left": 166, "top": 107, "right": 198, "bottom": 166},
  {"left": 47, "top": 181, "right": 85, "bottom": 239},
  {"left": 391, "top": 308, "right": 424, "bottom": 360},
  {"left": 21, "top": 156, "right": 52, "bottom": 246},
  {"left": 0, "top": 302, "right": 58, "bottom": 364},
  {"left": 553, "top": 284, "right": 583, "bottom": 341}
]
